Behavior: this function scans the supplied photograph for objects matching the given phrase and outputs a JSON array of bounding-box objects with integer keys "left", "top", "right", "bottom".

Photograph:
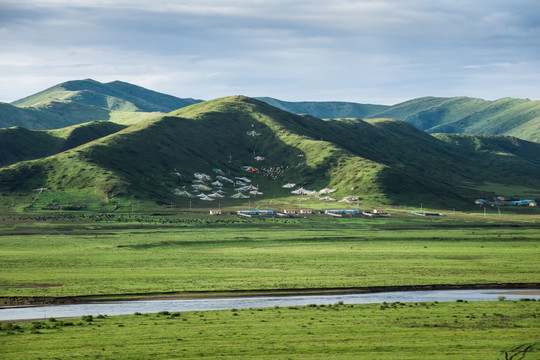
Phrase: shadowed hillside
[{"left": 0, "top": 121, "right": 126, "bottom": 167}]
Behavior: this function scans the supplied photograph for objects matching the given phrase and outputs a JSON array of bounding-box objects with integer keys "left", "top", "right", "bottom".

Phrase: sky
[{"left": 1, "top": 0, "right": 539, "bottom": 105}]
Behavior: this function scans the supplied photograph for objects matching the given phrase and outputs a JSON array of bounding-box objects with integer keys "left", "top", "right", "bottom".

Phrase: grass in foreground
[{"left": 1, "top": 301, "right": 538, "bottom": 359}]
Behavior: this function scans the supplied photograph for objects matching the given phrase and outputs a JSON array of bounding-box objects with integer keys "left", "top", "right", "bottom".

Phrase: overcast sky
[{"left": 1, "top": 0, "right": 539, "bottom": 104}]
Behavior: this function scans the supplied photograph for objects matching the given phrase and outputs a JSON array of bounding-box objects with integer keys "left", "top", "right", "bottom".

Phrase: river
[{"left": 1, "top": 289, "right": 538, "bottom": 321}]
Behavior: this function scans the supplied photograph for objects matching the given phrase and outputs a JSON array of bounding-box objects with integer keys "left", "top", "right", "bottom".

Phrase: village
[
  {"left": 209, "top": 208, "right": 390, "bottom": 218},
  {"left": 475, "top": 196, "right": 537, "bottom": 207}
]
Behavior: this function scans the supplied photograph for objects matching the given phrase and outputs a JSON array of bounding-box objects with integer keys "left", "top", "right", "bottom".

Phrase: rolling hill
[
  {"left": 255, "top": 97, "right": 387, "bottom": 119},
  {"left": 258, "top": 96, "right": 540, "bottom": 142},
  {"left": 2, "top": 79, "right": 201, "bottom": 130},
  {"left": 0, "top": 121, "right": 127, "bottom": 167},
  {"left": 1, "top": 96, "right": 539, "bottom": 211},
  {"left": 3, "top": 80, "right": 538, "bottom": 142}
]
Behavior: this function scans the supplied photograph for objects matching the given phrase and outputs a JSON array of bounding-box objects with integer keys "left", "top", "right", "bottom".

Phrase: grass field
[
  {"left": 1, "top": 300, "right": 538, "bottom": 359},
  {"left": 1, "top": 212, "right": 538, "bottom": 300},
  {"left": 1, "top": 211, "right": 538, "bottom": 359}
]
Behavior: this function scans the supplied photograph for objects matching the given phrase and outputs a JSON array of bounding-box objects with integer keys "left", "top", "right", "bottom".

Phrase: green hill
[
  {"left": 2, "top": 79, "right": 202, "bottom": 130},
  {"left": 259, "top": 96, "right": 540, "bottom": 143},
  {"left": 13, "top": 79, "right": 201, "bottom": 112},
  {"left": 256, "top": 97, "right": 387, "bottom": 119},
  {"left": 4, "top": 80, "right": 538, "bottom": 141},
  {"left": 1, "top": 96, "right": 539, "bottom": 211},
  {"left": 0, "top": 121, "right": 126, "bottom": 167}
]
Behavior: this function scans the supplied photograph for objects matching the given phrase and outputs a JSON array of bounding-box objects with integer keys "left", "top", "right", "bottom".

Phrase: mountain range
[
  {"left": 0, "top": 80, "right": 539, "bottom": 211},
  {"left": 256, "top": 96, "right": 540, "bottom": 143}
]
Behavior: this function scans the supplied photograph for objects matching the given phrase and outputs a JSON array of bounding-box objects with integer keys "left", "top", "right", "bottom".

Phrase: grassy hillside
[
  {"left": 0, "top": 101, "right": 110, "bottom": 130},
  {"left": 13, "top": 79, "right": 201, "bottom": 112},
  {"left": 2, "top": 79, "right": 201, "bottom": 130},
  {"left": 0, "top": 127, "right": 62, "bottom": 167},
  {"left": 257, "top": 97, "right": 387, "bottom": 119},
  {"left": 258, "top": 96, "right": 540, "bottom": 143},
  {"left": 0, "top": 121, "right": 126, "bottom": 167},
  {"left": 0, "top": 96, "right": 539, "bottom": 210}
]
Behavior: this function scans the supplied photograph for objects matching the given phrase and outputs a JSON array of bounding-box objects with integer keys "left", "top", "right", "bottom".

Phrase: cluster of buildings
[
  {"left": 208, "top": 208, "right": 389, "bottom": 217},
  {"left": 474, "top": 196, "right": 537, "bottom": 207}
]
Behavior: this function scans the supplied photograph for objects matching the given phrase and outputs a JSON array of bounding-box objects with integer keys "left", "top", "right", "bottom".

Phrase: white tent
[
  {"left": 194, "top": 172, "right": 211, "bottom": 181},
  {"left": 235, "top": 176, "right": 251, "bottom": 183},
  {"left": 217, "top": 176, "right": 234, "bottom": 183},
  {"left": 174, "top": 189, "right": 195, "bottom": 198},
  {"left": 318, "top": 196, "right": 336, "bottom": 201},
  {"left": 318, "top": 188, "right": 336, "bottom": 194}
]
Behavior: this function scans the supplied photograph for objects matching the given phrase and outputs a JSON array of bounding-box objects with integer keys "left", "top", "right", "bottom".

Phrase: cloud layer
[{"left": 1, "top": 0, "right": 539, "bottom": 104}]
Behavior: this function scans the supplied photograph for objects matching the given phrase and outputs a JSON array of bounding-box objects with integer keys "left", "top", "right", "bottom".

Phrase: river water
[{"left": 1, "top": 289, "right": 538, "bottom": 321}]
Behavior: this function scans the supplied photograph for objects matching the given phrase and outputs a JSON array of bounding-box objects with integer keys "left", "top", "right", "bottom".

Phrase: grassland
[
  {"left": 0, "top": 210, "right": 538, "bottom": 358},
  {"left": 1, "top": 300, "right": 538, "bottom": 359},
  {"left": 1, "top": 212, "right": 538, "bottom": 302}
]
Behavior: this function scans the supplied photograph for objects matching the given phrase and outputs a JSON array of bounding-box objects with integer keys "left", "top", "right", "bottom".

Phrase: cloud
[{"left": 0, "top": 0, "right": 539, "bottom": 103}]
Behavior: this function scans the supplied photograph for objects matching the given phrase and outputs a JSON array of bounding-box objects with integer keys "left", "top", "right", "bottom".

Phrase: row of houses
[
  {"left": 475, "top": 197, "right": 537, "bottom": 207},
  {"left": 208, "top": 208, "right": 389, "bottom": 217}
]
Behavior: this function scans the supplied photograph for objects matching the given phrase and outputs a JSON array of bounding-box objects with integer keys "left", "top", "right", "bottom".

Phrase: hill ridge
[{"left": 1, "top": 95, "right": 539, "bottom": 211}]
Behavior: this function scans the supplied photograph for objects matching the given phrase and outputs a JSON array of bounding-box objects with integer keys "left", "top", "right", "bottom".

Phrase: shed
[
  {"left": 300, "top": 208, "right": 313, "bottom": 214},
  {"left": 209, "top": 209, "right": 222, "bottom": 215}
]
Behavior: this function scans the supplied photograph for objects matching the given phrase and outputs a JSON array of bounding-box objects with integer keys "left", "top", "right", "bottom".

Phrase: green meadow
[
  {"left": 1, "top": 211, "right": 539, "bottom": 359},
  {"left": 1, "top": 301, "right": 538, "bottom": 359},
  {"left": 1, "top": 212, "right": 538, "bottom": 300}
]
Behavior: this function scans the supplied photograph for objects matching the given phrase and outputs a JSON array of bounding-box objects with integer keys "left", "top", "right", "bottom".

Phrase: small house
[
  {"left": 300, "top": 208, "right": 313, "bottom": 214},
  {"left": 325, "top": 209, "right": 360, "bottom": 215},
  {"left": 283, "top": 209, "right": 296, "bottom": 214},
  {"left": 209, "top": 209, "right": 222, "bottom": 215}
]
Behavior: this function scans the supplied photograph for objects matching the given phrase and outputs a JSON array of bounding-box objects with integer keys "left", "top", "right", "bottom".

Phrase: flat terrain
[
  {"left": 1, "top": 300, "right": 538, "bottom": 359},
  {"left": 1, "top": 211, "right": 538, "bottom": 302},
  {"left": 1, "top": 210, "right": 538, "bottom": 359}
]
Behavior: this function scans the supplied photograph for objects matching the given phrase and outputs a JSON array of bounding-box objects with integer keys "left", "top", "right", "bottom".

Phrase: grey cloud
[{"left": 0, "top": 0, "right": 539, "bottom": 103}]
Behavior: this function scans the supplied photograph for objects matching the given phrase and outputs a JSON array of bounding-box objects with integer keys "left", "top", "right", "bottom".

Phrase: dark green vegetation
[
  {"left": 1, "top": 301, "right": 538, "bottom": 359},
  {"left": 1, "top": 79, "right": 201, "bottom": 129},
  {"left": 1, "top": 95, "right": 540, "bottom": 210},
  {"left": 1, "top": 213, "right": 538, "bottom": 300},
  {"left": 0, "top": 121, "right": 126, "bottom": 167},
  {"left": 259, "top": 96, "right": 540, "bottom": 142}
]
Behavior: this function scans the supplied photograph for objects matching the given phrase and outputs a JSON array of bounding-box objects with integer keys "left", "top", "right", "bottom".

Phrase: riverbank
[
  {"left": 2, "top": 298, "right": 539, "bottom": 359},
  {"left": 2, "top": 282, "right": 538, "bottom": 308}
]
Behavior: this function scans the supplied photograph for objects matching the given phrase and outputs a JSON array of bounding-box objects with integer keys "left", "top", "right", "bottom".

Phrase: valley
[{"left": 0, "top": 80, "right": 538, "bottom": 359}]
